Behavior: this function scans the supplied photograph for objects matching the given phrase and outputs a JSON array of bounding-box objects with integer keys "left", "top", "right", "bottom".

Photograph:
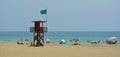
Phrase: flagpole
[
  {"left": 46, "top": 8, "right": 47, "bottom": 22},
  {"left": 40, "top": 8, "right": 48, "bottom": 31},
  {"left": 46, "top": 8, "right": 48, "bottom": 31}
]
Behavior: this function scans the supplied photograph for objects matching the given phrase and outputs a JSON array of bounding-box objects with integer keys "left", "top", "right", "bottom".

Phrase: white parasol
[{"left": 108, "top": 37, "right": 117, "bottom": 40}]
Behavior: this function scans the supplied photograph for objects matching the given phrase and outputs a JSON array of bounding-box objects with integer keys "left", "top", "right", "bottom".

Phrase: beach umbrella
[
  {"left": 91, "top": 41, "right": 98, "bottom": 43},
  {"left": 59, "top": 39, "right": 66, "bottom": 44},
  {"left": 107, "top": 37, "right": 118, "bottom": 44},
  {"left": 91, "top": 41, "right": 97, "bottom": 42},
  {"left": 73, "top": 38, "right": 79, "bottom": 42},
  {"left": 61, "top": 39, "right": 65, "bottom": 42},
  {"left": 46, "top": 39, "right": 51, "bottom": 43},
  {"left": 46, "top": 39, "right": 50, "bottom": 41},
  {"left": 108, "top": 37, "right": 117, "bottom": 40}
]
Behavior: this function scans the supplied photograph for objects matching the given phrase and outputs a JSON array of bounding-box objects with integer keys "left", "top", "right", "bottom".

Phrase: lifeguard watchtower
[{"left": 30, "top": 20, "right": 47, "bottom": 46}]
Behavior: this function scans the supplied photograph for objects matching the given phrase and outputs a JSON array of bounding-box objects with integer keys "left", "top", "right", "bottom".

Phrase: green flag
[{"left": 40, "top": 9, "right": 47, "bottom": 14}]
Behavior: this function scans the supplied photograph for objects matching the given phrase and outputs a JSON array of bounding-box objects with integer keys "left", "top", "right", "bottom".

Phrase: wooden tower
[{"left": 30, "top": 20, "right": 47, "bottom": 46}]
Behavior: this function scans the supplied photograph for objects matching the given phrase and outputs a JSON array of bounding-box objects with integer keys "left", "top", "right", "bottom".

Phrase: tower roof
[{"left": 32, "top": 20, "right": 47, "bottom": 22}]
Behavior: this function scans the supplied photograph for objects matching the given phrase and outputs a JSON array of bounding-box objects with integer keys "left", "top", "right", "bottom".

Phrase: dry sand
[{"left": 0, "top": 41, "right": 120, "bottom": 57}]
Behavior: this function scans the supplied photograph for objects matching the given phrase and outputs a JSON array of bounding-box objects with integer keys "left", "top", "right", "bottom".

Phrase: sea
[{"left": 0, "top": 31, "right": 120, "bottom": 42}]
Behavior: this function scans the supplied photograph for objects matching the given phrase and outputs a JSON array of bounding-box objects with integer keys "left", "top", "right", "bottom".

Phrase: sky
[{"left": 0, "top": 0, "right": 120, "bottom": 31}]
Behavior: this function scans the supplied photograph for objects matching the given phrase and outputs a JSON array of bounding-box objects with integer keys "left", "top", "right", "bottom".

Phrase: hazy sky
[{"left": 0, "top": 0, "right": 120, "bottom": 31}]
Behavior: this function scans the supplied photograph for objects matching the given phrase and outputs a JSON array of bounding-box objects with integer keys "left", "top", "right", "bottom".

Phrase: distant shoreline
[
  {"left": 0, "top": 31, "right": 120, "bottom": 42},
  {"left": 0, "top": 31, "right": 120, "bottom": 32}
]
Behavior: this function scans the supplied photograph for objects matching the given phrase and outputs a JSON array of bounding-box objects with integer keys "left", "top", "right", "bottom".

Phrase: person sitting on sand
[
  {"left": 17, "top": 41, "right": 24, "bottom": 45},
  {"left": 17, "top": 41, "right": 19, "bottom": 44},
  {"left": 72, "top": 41, "right": 80, "bottom": 45}
]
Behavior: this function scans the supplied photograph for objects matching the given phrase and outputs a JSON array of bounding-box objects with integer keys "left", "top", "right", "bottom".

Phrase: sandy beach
[{"left": 0, "top": 41, "right": 120, "bottom": 57}]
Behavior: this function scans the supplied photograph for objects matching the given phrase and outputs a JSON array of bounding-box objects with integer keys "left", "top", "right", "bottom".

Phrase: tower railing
[{"left": 30, "top": 27, "right": 47, "bottom": 32}]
